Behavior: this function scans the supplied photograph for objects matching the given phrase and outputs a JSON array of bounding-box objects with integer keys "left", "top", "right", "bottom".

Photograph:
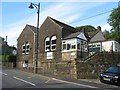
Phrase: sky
[{"left": 1, "top": 0, "right": 120, "bottom": 46}]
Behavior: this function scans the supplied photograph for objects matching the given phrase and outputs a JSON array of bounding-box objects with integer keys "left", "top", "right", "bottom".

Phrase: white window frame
[
  {"left": 62, "top": 39, "right": 77, "bottom": 52},
  {"left": 26, "top": 42, "right": 30, "bottom": 55},
  {"left": 22, "top": 42, "right": 30, "bottom": 55},
  {"left": 51, "top": 36, "right": 57, "bottom": 51},
  {"left": 62, "top": 41, "right": 67, "bottom": 50},
  {"left": 45, "top": 37, "right": 50, "bottom": 52},
  {"left": 22, "top": 44, "right": 26, "bottom": 55}
]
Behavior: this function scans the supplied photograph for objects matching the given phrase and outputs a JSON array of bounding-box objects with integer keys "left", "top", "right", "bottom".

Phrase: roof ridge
[
  {"left": 48, "top": 16, "right": 76, "bottom": 30},
  {"left": 26, "top": 24, "right": 39, "bottom": 33},
  {"left": 26, "top": 24, "right": 39, "bottom": 29}
]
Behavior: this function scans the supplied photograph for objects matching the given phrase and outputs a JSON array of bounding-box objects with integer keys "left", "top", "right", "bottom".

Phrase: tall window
[
  {"left": 62, "top": 42, "right": 66, "bottom": 50},
  {"left": 22, "top": 42, "right": 30, "bottom": 55},
  {"left": 26, "top": 42, "right": 30, "bottom": 54},
  {"left": 51, "top": 36, "right": 57, "bottom": 51},
  {"left": 45, "top": 37, "right": 50, "bottom": 51},
  {"left": 22, "top": 44, "right": 26, "bottom": 54}
]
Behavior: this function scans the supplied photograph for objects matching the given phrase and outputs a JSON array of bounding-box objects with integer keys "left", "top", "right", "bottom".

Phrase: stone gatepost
[{"left": 70, "top": 60, "right": 77, "bottom": 79}]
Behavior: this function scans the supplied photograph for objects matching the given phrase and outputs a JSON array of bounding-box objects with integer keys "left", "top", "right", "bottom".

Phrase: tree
[
  {"left": 76, "top": 25, "right": 96, "bottom": 32},
  {"left": 108, "top": 7, "right": 120, "bottom": 42},
  {"left": 103, "top": 30, "right": 111, "bottom": 40},
  {"left": 108, "top": 7, "right": 120, "bottom": 31}
]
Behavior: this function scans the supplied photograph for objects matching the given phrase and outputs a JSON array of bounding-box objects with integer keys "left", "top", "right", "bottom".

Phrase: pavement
[
  {"left": 37, "top": 71, "right": 101, "bottom": 84},
  {"left": 37, "top": 71, "right": 120, "bottom": 89},
  {"left": 80, "top": 79, "right": 100, "bottom": 84}
]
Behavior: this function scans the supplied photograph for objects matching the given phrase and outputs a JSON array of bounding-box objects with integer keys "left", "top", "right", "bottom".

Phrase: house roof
[
  {"left": 26, "top": 24, "right": 39, "bottom": 33},
  {"left": 63, "top": 31, "right": 82, "bottom": 40},
  {"left": 48, "top": 16, "right": 76, "bottom": 32},
  {"left": 17, "top": 24, "right": 39, "bottom": 40},
  {"left": 87, "top": 30, "right": 99, "bottom": 39}
]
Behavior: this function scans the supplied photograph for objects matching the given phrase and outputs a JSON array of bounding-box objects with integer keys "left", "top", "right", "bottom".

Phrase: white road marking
[
  {"left": 45, "top": 78, "right": 53, "bottom": 83},
  {"left": 52, "top": 78, "right": 99, "bottom": 88},
  {"left": 13, "top": 77, "right": 36, "bottom": 86},
  {"left": 0, "top": 72, "right": 8, "bottom": 76}
]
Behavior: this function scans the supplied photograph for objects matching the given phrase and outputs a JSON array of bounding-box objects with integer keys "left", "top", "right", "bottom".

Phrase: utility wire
[
  {"left": 78, "top": 10, "right": 112, "bottom": 22},
  {"left": 78, "top": 1, "right": 120, "bottom": 22}
]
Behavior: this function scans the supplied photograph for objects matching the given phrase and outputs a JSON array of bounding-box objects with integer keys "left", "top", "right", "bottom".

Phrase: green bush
[
  {"left": 1, "top": 55, "right": 16, "bottom": 62},
  {"left": 8, "top": 55, "right": 16, "bottom": 62}
]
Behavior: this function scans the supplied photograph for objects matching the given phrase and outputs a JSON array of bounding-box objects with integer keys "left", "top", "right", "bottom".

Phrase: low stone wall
[
  {"left": 62, "top": 51, "right": 77, "bottom": 61},
  {"left": 39, "top": 60, "right": 77, "bottom": 78},
  {"left": 76, "top": 52, "right": 120, "bottom": 79},
  {"left": 16, "top": 52, "right": 120, "bottom": 79},
  {"left": 2, "top": 62, "right": 14, "bottom": 68},
  {"left": 62, "top": 51, "right": 88, "bottom": 61}
]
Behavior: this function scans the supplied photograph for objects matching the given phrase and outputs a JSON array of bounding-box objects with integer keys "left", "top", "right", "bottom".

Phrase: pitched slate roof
[
  {"left": 26, "top": 24, "right": 39, "bottom": 33},
  {"left": 63, "top": 31, "right": 82, "bottom": 40},
  {"left": 87, "top": 30, "right": 99, "bottom": 38},
  {"left": 48, "top": 16, "right": 76, "bottom": 33}
]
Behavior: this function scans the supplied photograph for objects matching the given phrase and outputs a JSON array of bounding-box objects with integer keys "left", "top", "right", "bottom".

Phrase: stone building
[
  {"left": 17, "top": 25, "right": 37, "bottom": 69},
  {"left": 39, "top": 16, "right": 87, "bottom": 62},
  {"left": 17, "top": 16, "right": 120, "bottom": 79},
  {"left": 17, "top": 16, "right": 87, "bottom": 77}
]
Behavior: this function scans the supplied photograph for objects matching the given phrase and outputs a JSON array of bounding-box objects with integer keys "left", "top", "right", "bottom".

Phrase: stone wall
[
  {"left": 62, "top": 51, "right": 88, "bottom": 61},
  {"left": 38, "top": 60, "right": 77, "bottom": 78},
  {"left": 76, "top": 52, "right": 120, "bottom": 79},
  {"left": 16, "top": 52, "right": 120, "bottom": 79},
  {"left": 3, "top": 62, "right": 14, "bottom": 68},
  {"left": 62, "top": 51, "right": 77, "bottom": 61}
]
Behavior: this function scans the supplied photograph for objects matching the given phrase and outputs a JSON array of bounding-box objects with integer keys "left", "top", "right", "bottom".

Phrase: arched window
[
  {"left": 22, "top": 42, "right": 30, "bottom": 55},
  {"left": 26, "top": 42, "right": 30, "bottom": 54},
  {"left": 45, "top": 37, "right": 50, "bottom": 51},
  {"left": 22, "top": 44, "right": 26, "bottom": 54},
  {"left": 51, "top": 36, "right": 57, "bottom": 51}
]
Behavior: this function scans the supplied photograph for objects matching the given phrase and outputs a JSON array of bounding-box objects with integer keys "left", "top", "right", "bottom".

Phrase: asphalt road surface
[{"left": 1, "top": 67, "right": 120, "bottom": 90}]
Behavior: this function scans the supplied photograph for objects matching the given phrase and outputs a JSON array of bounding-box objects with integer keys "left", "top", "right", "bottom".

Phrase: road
[{"left": 1, "top": 67, "right": 120, "bottom": 90}]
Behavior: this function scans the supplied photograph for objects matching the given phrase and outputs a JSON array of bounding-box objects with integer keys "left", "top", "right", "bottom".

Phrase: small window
[
  {"left": 72, "top": 45, "right": 76, "bottom": 49},
  {"left": 67, "top": 44, "right": 70, "bottom": 50},
  {"left": 22, "top": 50, "right": 25, "bottom": 54},
  {"left": 25, "top": 60, "right": 28, "bottom": 64},
  {"left": 88, "top": 45, "right": 92, "bottom": 48},
  {"left": 23, "top": 46, "right": 25, "bottom": 49},
  {"left": 46, "top": 46, "right": 50, "bottom": 51},
  {"left": 52, "top": 46, "right": 56, "bottom": 50},
  {"left": 92, "top": 45, "right": 96, "bottom": 48},
  {"left": 97, "top": 44, "right": 100, "bottom": 47},
  {"left": 63, "top": 44, "right": 66, "bottom": 50},
  {"left": 52, "top": 40, "right": 56, "bottom": 44},
  {"left": 46, "top": 41, "right": 50, "bottom": 45},
  {"left": 26, "top": 45, "right": 29, "bottom": 49},
  {"left": 77, "top": 43, "right": 80, "bottom": 49},
  {"left": 63, "top": 41, "right": 65, "bottom": 43}
]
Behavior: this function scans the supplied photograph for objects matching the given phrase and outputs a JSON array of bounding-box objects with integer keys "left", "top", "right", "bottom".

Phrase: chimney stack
[
  {"left": 5, "top": 36, "right": 8, "bottom": 45},
  {"left": 97, "top": 26, "right": 101, "bottom": 31}
]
